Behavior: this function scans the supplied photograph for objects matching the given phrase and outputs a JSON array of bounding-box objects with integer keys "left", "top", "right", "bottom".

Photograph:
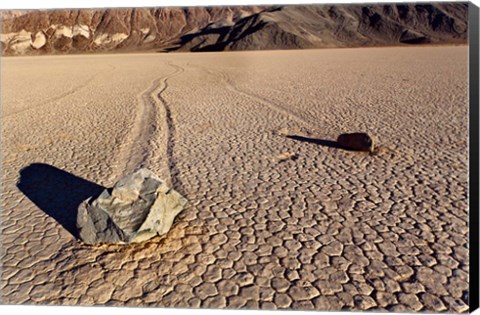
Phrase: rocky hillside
[
  {"left": 0, "top": 3, "right": 468, "bottom": 55},
  {"left": 0, "top": 6, "right": 265, "bottom": 55}
]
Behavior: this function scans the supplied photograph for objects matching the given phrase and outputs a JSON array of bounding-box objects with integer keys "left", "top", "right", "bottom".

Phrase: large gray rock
[
  {"left": 337, "top": 132, "right": 374, "bottom": 152},
  {"left": 77, "top": 168, "right": 187, "bottom": 244}
]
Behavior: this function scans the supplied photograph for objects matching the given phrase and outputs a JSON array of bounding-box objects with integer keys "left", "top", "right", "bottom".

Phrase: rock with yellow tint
[{"left": 77, "top": 168, "right": 187, "bottom": 244}]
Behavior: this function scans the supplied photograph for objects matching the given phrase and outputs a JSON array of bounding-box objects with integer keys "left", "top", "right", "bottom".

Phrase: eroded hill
[{"left": 0, "top": 3, "right": 468, "bottom": 55}]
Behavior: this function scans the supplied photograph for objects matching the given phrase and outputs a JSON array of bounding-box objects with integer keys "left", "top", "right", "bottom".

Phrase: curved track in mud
[
  {"left": 4, "top": 64, "right": 117, "bottom": 118},
  {"left": 120, "top": 62, "right": 184, "bottom": 186},
  {"left": 204, "top": 67, "right": 318, "bottom": 133}
]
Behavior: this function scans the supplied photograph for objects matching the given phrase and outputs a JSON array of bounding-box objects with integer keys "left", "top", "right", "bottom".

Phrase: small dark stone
[{"left": 337, "top": 133, "right": 374, "bottom": 152}]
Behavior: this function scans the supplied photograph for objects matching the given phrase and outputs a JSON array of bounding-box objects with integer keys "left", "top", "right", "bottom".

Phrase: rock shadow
[
  {"left": 285, "top": 135, "right": 345, "bottom": 150},
  {"left": 17, "top": 163, "right": 105, "bottom": 239}
]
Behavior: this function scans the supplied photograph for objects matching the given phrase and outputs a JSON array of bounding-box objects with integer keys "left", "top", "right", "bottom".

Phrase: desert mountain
[{"left": 0, "top": 3, "right": 468, "bottom": 55}]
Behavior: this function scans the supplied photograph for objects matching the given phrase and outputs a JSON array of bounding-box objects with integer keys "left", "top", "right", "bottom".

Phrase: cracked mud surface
[{"left": 1, "top": 47, "right": 469, "bottom": 312}]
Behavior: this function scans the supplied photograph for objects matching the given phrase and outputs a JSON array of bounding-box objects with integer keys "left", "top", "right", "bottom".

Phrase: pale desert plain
[{"left": 0, "top": 46, "right": 469, "bottom": 311}]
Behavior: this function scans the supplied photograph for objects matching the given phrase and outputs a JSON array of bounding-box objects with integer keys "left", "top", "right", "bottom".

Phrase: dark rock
[
  {"left": 77, "top": 168, "right": 187, "bottom": 244},
  {"left": 337, "top": 132, "right": 374, "bottom": 152}
]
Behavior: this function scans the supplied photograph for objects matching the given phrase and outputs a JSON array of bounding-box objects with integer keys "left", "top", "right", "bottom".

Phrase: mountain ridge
[{"left": 0, "top": 3, "right": 468, "bottom": 55}]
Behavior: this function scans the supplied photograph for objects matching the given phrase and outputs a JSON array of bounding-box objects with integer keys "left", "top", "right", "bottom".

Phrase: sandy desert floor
[{"left": 0, "top": 46, "right": 469, "bottom": 311}]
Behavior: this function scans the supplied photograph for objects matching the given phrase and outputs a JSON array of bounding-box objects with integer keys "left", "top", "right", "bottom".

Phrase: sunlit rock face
[{"left": 77, "top": 168, "right": 187, "bottom": 245}]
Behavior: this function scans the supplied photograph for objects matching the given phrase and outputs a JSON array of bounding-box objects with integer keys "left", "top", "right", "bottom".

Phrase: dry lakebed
[{"left": 0, "top": 46, "right": 469, "bottom": 311}]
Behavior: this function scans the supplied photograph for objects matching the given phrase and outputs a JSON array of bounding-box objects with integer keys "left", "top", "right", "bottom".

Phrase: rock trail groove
[
  {"left": 205, "top": 67, "right": 319, "bottom": 134},
  {"left": 4, "top": 64, "right": 117, "bottom": 118},
  {"left": 120, "top": 61, "right": 184, "bottom": 186}
]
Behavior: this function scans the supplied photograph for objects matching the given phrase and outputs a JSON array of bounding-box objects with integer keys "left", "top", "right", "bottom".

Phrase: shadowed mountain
[
  {"left": 0, "top": 3, "right": 468, "bottom": 55},
  {"left": 172, "top": 3, "right": 468, "bottom": 52}
]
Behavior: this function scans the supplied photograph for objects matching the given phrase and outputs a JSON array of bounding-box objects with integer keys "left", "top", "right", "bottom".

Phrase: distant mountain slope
[
  {"left": 0, "top": 3, "right": 468, "bottom": 55},
  {"left": 173, "top": 3, "right": 469, "bottom": 52},
  {"left": 0, "top": 6, "right": 265, "bottom": 55}
]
